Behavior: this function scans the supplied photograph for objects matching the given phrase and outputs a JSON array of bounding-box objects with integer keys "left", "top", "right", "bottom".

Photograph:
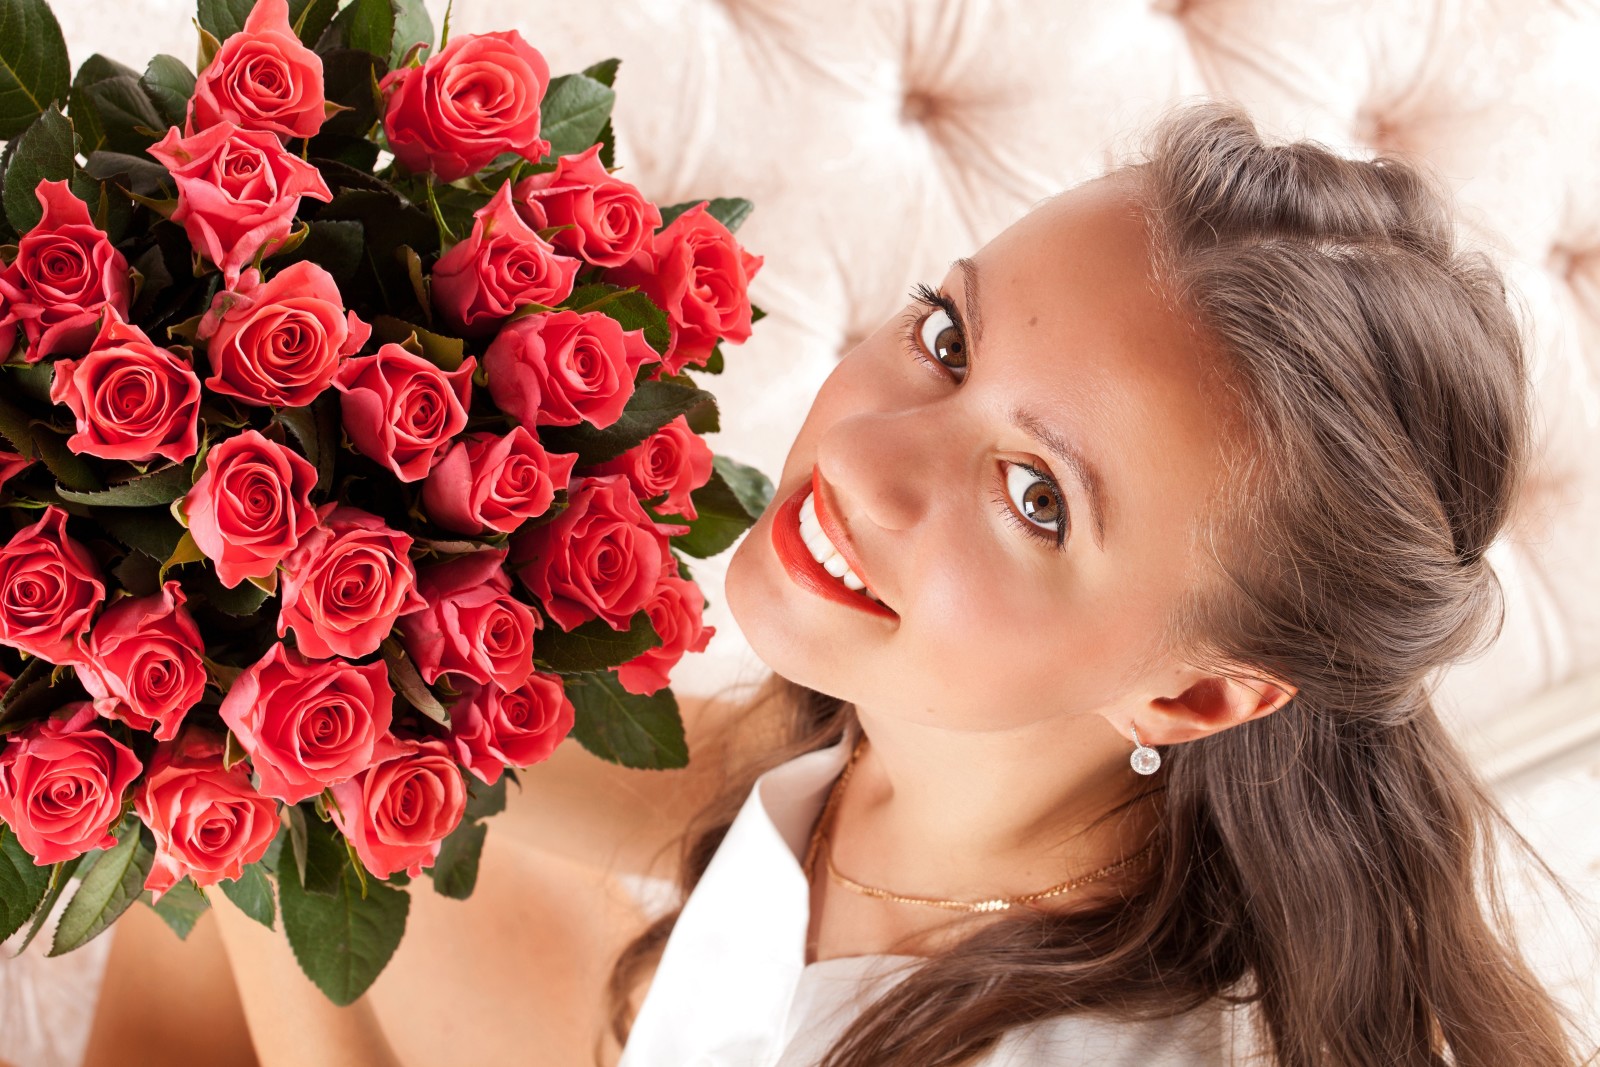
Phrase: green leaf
[
  {"left": 371, "top": 315, "right": 463, "bottom": 372},
  {"left": 144, "top": 876, "right": 209, "bottom": 940},
  {"left": 538, "top": 73, "right": 614, "bottom": 161},
  {"left": 0, "top": 824, "right": 53, "bottom": 942},
  {"left": 658, "top": 196, "right": 754, "bottom": 234},
  {"left": 463, "top": 773, "right": 506, "bottom": 822},
  {"left": 660, "top": 456, "right": 772, "bottom": 559},
  {"left": 330, "top": 0, "right": 392, "bottom": 61},
  {"left": 0, "top": 0, "right": 70, "bottom": 140},
  {"left": 69, "top": 55, "right": 163, "bottom": 157},
  {"left": 274, "top": 216, "right": 365, "bottom": 283},
  {"left": 559, "top": 283, "right": 672, "bottom": 357},
  {"left": 533, "top": 610, "right": 660, "bottom": 673},
  {"left": 537, "top": 378, "right": 718, "bottom": 468},
  {"left": 565, "top": 670, "right": 687, "bottom": 770},
  {"left": 278, "top": 836, "right": 410, "bottom": 1006},
  {"left": 218, "top": 861, "right": 276, "bottom": 930},
  {"left": 291, "top": 0, "right": 341, "bottom": 48},
  {"left": 186, "top": 564, "right": 272, "bottom": 616},
  {"left": 31, "top": 423, "right": 102, "bottom": 493},
  {"left": 195, "top": 0, "right": 255, "bottom": 41},
  {"left": 388, "top": 0, "right": 433, "bottom": 72},
  {"left": 426, "top": 819, "right": 483, "bottom": 900},
  {"left": 2, "top": 103, "right": 77, "bottom": 236},
  {"left": 139, "top": 55, "right": 196, "bottom": 132},
  {"left": 48, "top": 817, "right": 155, "bottom": 955},
  {"left": 580, "top": 57, "right": 620, "bottom": 89},
  {"left": 56, "top": 461, "right": 193, "bottom": 507},
  {"left": 287, "top": 803, "right": 347, "bottom": 897},
  {"left": 94, "top": 504, "right": 187, "bottom": 561},
  {"left": 12, "top": 853, "right": 82, "bottom": 954}
]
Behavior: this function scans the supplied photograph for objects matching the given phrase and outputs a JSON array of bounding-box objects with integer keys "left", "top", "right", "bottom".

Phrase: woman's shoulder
[{"left": 985, "top": 994, "right": 1271, "bottom": 1067}]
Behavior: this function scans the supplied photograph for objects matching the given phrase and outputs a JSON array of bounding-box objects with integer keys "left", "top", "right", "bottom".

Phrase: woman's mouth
[{"left": 769, "top": 472, "right": 899, "bottom": 621}]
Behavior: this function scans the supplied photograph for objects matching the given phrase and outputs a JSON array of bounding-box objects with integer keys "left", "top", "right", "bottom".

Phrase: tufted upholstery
[{"left": 2, "top": 3, "right": 1596, "bottom": 1065}]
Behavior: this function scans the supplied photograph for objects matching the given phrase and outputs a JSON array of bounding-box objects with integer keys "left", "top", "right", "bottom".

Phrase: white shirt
[{"left": 617, "top": 736, "right": 1267, "bottom": 1066}]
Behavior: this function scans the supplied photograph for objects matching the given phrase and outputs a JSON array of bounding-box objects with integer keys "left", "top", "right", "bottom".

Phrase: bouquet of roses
[{"left": 0, "top": 0, "right": 769, "bottom": 1003}]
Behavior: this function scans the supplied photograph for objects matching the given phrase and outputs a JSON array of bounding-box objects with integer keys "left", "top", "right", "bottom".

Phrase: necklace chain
[{"left": 801, "top": 731, "right": 1156, "bottom": 914}]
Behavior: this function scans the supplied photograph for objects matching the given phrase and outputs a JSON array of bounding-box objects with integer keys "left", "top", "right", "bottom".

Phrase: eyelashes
[{"left": 897, "top": 281, "right": 1071, "bottom": 552}]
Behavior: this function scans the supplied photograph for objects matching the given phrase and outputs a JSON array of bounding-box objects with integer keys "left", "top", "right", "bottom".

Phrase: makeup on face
[{"left": 769, "top": 465, "right": 900, "bottom": 621}]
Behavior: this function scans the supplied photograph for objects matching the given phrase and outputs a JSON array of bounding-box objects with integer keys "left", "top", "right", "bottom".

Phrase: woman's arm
[{"left": 208, "top": 885, "right": 404, "bottom": 1067}]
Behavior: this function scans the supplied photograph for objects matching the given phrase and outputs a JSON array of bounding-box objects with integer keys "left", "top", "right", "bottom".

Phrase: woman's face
[{"left": 725, "top": 173, "right": 1242, "bottom": 735}]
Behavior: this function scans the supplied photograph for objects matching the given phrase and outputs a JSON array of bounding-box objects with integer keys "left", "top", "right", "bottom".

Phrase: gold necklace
[{"left": 801, "top": 732, "right": 1157, "bottom": 914}]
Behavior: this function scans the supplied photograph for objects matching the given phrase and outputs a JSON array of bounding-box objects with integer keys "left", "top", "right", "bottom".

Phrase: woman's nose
[{"left": 812, "top": 403, "right": 940, "bottom": 534}]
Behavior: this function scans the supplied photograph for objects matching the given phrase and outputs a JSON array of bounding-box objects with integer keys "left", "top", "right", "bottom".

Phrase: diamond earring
[{"left": 1129, "top": 722, "right": 1161, "bottom": 775}]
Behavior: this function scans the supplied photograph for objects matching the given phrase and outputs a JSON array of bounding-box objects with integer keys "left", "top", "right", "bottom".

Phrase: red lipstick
[{"left": 769, "top": 467, "right": 898, "bottom": 621}]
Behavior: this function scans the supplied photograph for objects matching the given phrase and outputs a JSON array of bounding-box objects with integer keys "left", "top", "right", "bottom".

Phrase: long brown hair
[{"left": 601, "top": 99, "right": 1599, "bottom": 1066}]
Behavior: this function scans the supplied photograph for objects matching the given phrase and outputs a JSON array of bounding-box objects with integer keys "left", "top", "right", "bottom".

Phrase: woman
[{"left": 102, "top": 99, "right": 1590, "bottom": 1066}]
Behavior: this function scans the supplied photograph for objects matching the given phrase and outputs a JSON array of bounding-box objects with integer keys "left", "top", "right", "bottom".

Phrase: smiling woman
[{"left": 602, "top": 99, "right": 1596, "bottom": 1067}]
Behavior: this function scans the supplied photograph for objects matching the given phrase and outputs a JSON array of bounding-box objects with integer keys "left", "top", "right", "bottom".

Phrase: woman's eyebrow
[{"left": 952, "top": 255, "right": 1112, "bottom": 550}]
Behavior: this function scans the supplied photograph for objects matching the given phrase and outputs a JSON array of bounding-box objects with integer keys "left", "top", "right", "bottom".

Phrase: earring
[{"left": 1129, "top": 722, "right": 1161, "bottom": 775}]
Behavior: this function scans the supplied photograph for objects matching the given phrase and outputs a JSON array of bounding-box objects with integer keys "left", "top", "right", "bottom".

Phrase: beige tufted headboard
[{"left": 49, "top": 0, "right": 1600, "bottom": 784}]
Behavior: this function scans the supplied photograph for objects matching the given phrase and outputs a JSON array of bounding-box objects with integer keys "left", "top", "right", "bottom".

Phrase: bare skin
[{"left": 83, "top": 169, "right": 1297, "bottom": 1063}]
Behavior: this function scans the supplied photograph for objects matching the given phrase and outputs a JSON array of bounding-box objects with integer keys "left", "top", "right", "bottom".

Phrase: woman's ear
[{"left": 1134, "top": 667, "right": 1297, "bottom": 745}]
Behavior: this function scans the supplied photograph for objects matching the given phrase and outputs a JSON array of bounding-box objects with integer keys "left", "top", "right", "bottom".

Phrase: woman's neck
[{"left": 833, "top": 706, "right": 1158, "bottom": 907}]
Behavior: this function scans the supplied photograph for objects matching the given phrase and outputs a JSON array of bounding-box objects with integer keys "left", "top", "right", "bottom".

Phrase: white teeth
[{"left": 798, "top": 491, "right": 875, "bottom": 597}]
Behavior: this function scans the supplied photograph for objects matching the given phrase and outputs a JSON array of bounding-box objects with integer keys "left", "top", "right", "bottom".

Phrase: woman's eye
[
  {"left": 917, "top": 306, "right": 968, "bottom": 374},
  {"left": 1000, "top": 462, "right": 1069, "bottom": 547}
]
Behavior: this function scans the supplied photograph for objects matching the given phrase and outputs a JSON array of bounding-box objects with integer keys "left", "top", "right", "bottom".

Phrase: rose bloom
[
  {"left": 328, "top": 733, "right": 466, "bottom": 880},
  {"left": 278, "top": 504, "right": 428, "bottom": 659},
  {"left": 482, "top": 309, "right": 659, "bottom": 431},
  {"left": 583, "top": 414, "right": 714, "bottom": 521},
  {"left": 446, "top": 673, "right": 574, "bottom": 786},
  {"left": 148, "top": 119, "right": 333, "bottom": 287},
  {"left": 510, "top": 473, "right": 689, "bottom": 632},
  {"left": 396, "top": 548, "right": 540, "bottom": 692},
  {"left": 511, "top": 143, "right": 663, "bottom": 269},
  {"left": 184, "top": 429, "right": 319, "bottom": 589},
  {"left": 331, "top": 344, "right": 476, "bottom": 482},
  {"left": 608, "top": 200, "right": 764, "bottom": 376},
  {"left": 378, "top": 30, "right": 552, "bottom": 183},
  {"left": 49, "top": 314, "right": 203, "bottom": 464},
  {"left": 0, "top": 505, "right": 105, "bottom": 664},
  {"left": 613, "top": 573, "right": 716, "bottom": 696},
  {"left": 75, "top": 580, "right": 206, "bottom": 742},
  {"left": 420, "top": 426, "right": 578, "bottom": 535},
  {"left": 196, "top": 261, "right": 371, "bottom": 407},
  {"left": 0, "top": 703, "right": 142, "bottom": 865},
  {"left": 134, "top": 729, "right": 279, "bottom": 903},
  {"left": 430, "top": 181, "right": 581, "bottom": 339},
  {"left": 0, "top": 179, "right": 131, "bottom": 362},
  {"left": 218, "top": 641, "right": 395, "bottom": 804},
  {"left": 185, "top": 0, "right": 325, "bottom": 139}
]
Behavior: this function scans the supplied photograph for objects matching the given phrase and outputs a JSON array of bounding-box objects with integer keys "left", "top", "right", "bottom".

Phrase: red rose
[
  {"left": 75, "top": 580, "right": 206, "bottom": 742},
  {"left": 396, "top": 548, "right": 540, "bottom": 692},
  {"left": 430, "top": 181, "right": 581, "bottom": 339},
  {"left": 0, "top": 505, "right": 105, "bottom": 664},
  {"left": 584, "top": 414, "right": 714, "bottom": 521},
  {"left": 446, "top": 673, "right": 574, "bottom": 786},
  {"left": 511, "top": 144, "right": 663, "bottom": 269},
  {"left": 196, "top": 261, "right": 371, "bottom": 407},
  {"left": 49, "top": 314, "right": 203, "bottom": 463},
  {"left": 482, "top": 309, "right": 658, "bottom": 431},
  {"left": 278, "top": 504, "right": 428, "bottom": 659},
  {"left": 186, "top": 0, "right": 326, "bottom": 139},
  {"left": 377, "top": 30, "right": 551, "bottom": 183},
  {"left": 327, "top": 733, "right": 466, "bottom": 880},
  {"left": 148, "top": 120, "right": 333, "bottom": 286},
  {"left": 0, "top": 703, "right": 142, "bottom": 865},
  {"left": 613, "top": 575, "right": 716, "bottom": 696},
  {"left": 218, "top": 642, "right": 395, "bottom": 804},
  {"left": 420, "top": 426, "right": 578, "bottom": 535},
  {"left": 509, "top": 473, "right": 688, "bottom": 632},
  {"left": 607, "top": 201, "right": 764, "bottom": 375},
  {"left": 0, "top": 179, "right": 131, "bottom": 362},
  {"left": 331, "top": 343, "right": 476, "bottom": 482},
  {"left": 183, "top": 429, "right": 319, "bottom": 589},
  {"left": 133, "top": 729, "right": 279, "bottom": 903}
]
